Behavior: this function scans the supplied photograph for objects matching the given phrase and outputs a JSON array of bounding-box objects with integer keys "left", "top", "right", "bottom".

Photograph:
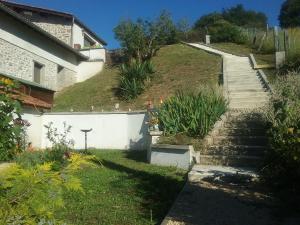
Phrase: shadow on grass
[
  {"left": 124, "top": 150, "right": 148, "bottom": 163},
  {"left": 101, "top": 159, "right": 186, "bottom": 224}
]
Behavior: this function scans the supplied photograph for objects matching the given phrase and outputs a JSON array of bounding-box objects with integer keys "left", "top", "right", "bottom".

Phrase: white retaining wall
[{"left": 22, "top": 111, "right": 149, "bottom": 150}]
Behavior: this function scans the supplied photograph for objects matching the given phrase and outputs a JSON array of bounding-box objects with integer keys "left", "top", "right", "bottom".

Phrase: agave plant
[
  {"left": 158, "top": 86, "right": 228, "bottom": 137},
  {"left": 118, "top": 60, "right": 155, "bottom": 100}
]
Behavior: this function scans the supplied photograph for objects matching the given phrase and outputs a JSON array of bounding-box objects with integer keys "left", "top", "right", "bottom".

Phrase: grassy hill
[{"left": 53, "top": 44, "right": 221, "bottom": 112}]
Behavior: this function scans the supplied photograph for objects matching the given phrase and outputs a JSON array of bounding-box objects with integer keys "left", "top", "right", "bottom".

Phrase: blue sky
[{"left": 15, "top": 0, "right": 285, "bottom": 49}]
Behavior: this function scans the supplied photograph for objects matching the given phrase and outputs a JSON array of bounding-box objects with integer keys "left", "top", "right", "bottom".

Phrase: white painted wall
[
  {"left": 23, "top": 111, "right": 149, "bottom": 150},
  {"left": 72, "top": 23, "right": 102, "bottom": 49},
  {"left": 22, "top": 108, "right": 43, "bottom": 148},
  {"left": 80, "top": 48, "right": 106, "bottom": 62},
  {"left": 77, "top": 61, "right": 104, "bottom": 82}
]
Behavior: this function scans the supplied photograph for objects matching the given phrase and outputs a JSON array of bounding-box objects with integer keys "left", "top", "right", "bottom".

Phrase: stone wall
[
  {"left": 56, "top": 67, "right": 77, "bottom": 90},
  {"left": 24, "top": 11, "right": 73, "bottom": 46},
  {"left": 0, "top": 38, "right": 76, "bottom": 90}
]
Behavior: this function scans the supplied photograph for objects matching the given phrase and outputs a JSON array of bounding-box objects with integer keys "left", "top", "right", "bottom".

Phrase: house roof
[
  {"left": 0, "top": 89, "right": 52, "bottom": 109},
  {"left": 1, "top": 73, "right": 54, "bottom": 109},
  {"left": 1, "top": 1, "right": 107, "bottom": 46},
  {"left": 0, "top": 2, "right": 88, "bottom": 60},
  {"left": 0, "top": 71, "right": 55, "bottom": 92}
]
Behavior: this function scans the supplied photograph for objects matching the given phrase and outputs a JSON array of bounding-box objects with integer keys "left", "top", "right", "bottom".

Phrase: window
[
  {"left": 57, "top": 65, "right": 64, "bottom": 74},
  {"left": 84, "top": 34, "right": 96, "bottom": 48},
  {"left": 33, "top": 62, "right": 44, "bottom": 84}
]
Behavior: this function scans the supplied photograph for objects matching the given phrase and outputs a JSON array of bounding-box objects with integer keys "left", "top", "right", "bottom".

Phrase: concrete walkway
[
  {"left": 161, "top": 165, "right": 278, "bottom": 225},
  {"left": 187, "top": 43, "right": 269, "bottom": 109}
]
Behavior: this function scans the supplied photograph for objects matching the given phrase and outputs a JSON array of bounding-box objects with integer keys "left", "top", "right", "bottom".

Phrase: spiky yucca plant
[
  {"left": 119, "top": 60, "right": 155, "bottom": 100},
  {"left": 158, "top": 86, "right": 227, "bottom": 137}
]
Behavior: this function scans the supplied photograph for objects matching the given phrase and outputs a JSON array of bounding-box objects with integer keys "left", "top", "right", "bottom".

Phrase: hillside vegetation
[{"left": 53, "top": 44, "right": 221, "bottom": 112}]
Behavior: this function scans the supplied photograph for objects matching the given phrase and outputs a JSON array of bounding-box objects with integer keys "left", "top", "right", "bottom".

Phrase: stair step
[
  {"left": 207, "top": 144, "right": 267, "bottom": 152},
  {"left": 230, "top": 96, "right": 269, "bottom": 102},
  {"left": 219, "top": 128, "right": 267, "bottom": 136},
  {"left": 200, "top": 155, "right": 263, "bottom": 167},
  {"left": 213, "top": 136, "right": 268, "bottom": 146},
  {"left": 229, "top": 92, "right": 270, "bottom": 98},
  {"left": 228, "top": 82, "right": 263, "bottom": 86},
  {"left": 224, "top": 121, "right": 267, "bottom": 129},
  {"left": 229, "top": 102, "right": 268, "bottom": 109},
  {"left": 229, "top": 83, "right": 264, "bottom": 88},
  {"left": 228, "top": 78, "right": 261, "bottom": 82}
]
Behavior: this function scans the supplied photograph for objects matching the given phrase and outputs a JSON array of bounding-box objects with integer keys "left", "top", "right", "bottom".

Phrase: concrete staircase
[
  {"left": 200, "top": 111, "right": 268, "bottom": 167},
  {"left": 225, "top": 56, "right": 270, "bottom": 109},
  {"left": 186, "top": 43, "right": 271, "bottom": 168}
]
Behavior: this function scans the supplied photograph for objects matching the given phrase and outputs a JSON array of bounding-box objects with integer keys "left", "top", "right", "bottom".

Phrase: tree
[
  {"left": 114, "top": 19, "right": 147, "bottom": 62},
  {"left": 154, "top": 10, "right": 179, "bottom": 45},
  {"left": 114, "top": 11, "right": 178, "bottom": 62},
  {"left": 279, "top": 0, "right": 300, "bottom": 28},
  {"left": 207, "top": 19, "right": 246, "bottom": 43},
  {"left": 222, "top": 4, "right": 267, "bottom": 28},
  {"left": 194, "top": 12, "right": 223, "bottom": 31},
  {"left": 194, "top": 4, "right": 267, "bottom": 30},
  {"left": 177, "top": 18, "right": 191, "bottom": 40}
]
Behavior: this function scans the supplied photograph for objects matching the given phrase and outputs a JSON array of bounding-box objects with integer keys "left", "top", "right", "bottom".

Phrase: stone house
[{"left": 0, "top": 1, "right": 107, "bottom": 95}]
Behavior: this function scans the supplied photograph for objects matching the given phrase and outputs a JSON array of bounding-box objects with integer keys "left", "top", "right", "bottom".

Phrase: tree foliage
[
  {"left": 114, "top": 11, "right": 178, "bottom": 62},
  {"left": 194, "top": 4, "right": 267, "bottom": 30},
  {"left": 194, "top": 12, "right": 224, "bottom": 30},
  {"left": 222, "top": 4, "right": 267, "bottom": 28},
  {"left": 279, "top": 0, "right": 300, "bottom": 28}
]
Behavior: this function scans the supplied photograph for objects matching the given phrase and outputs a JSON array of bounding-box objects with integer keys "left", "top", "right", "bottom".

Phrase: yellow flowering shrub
[{"left": 0, "top": 153, "right": 97, "bottom": 224}]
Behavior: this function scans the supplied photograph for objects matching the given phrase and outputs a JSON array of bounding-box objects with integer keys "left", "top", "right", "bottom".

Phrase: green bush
[
  {"left": 0, "top": 77, "right": 23, "bottom": 161},
  {"left": 208, "top": 20, "right": 246, "bottom": 44},
  {"left": 158, "top": 87, "right": 227, "bottom": 137},
  {"left": 118, "top": 60, "right": 155, "bottom": 100},
  {"left": 264, "top": 74, "right": 300, "bottom": 190},
  {"left": 0, "top": 153, "right": 97, "bottom": 224},
  {"left": 15, "top": 151, "right": 46, "bottom": 168}
]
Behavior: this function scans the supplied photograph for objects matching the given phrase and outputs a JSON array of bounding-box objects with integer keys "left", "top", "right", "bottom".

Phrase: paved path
[
  {"left": 187, "top": 43, "right": 269, "bottom": 110},
  {"left": 162, "top": 165, "right": 277, "bottom": 225}
]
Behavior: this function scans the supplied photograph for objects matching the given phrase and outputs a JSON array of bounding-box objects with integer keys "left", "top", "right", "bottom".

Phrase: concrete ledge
[
  {"left": 258, "top": 69, "right": 274, "bottom": 94},
  {"left": 150, "top": 144, "right": 195, "bottom": 170},
  {"left": 249, "top": 54, "right": 274, "bottom": 94},
  {"left": 249, "top": 54, "right": 259, "bottom": 69},
  {"left": 44, "top": 110, "right": 147, "bottom": 115}
]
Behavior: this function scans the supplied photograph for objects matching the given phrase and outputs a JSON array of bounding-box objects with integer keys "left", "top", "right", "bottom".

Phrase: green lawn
[
  {"left": 56, "top": 150, "right": 186, "bottom": 225},
  {"left": 53, "top": 43, "right": 221, "bottom": 112}
]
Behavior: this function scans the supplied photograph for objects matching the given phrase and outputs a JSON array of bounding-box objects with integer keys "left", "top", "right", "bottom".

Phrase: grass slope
[
  {"left": 53, "top": 44, "right": 221, "bottom": 112},
  {"left": 57, "top": 150, "right": 186, "bottom": 225}
]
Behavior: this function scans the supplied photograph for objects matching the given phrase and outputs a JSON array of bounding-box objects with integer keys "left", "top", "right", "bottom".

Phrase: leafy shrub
[
  {"left": 118, "top": 60, "right": 155, "bottom": 100},
  {"left": 0, "top": 153, "right": 97, "bottom": 224},
  {"left": 44, "top": 122, "right": 74, "bottom": 163},
  {"left": 0, "top": 77, "right": 22, "bottom": 161},
  {"left": 263, "top": 74, "right": 300, "bottom": 190},
  {"left": 208, "top": 20, "right": 247, "bottom": 44},
  {"left": 158, "top": 87, "right": 227, "bottom": 137},
  {"left": 15, "top": 151, "right": 46, "bottom": 168}
]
